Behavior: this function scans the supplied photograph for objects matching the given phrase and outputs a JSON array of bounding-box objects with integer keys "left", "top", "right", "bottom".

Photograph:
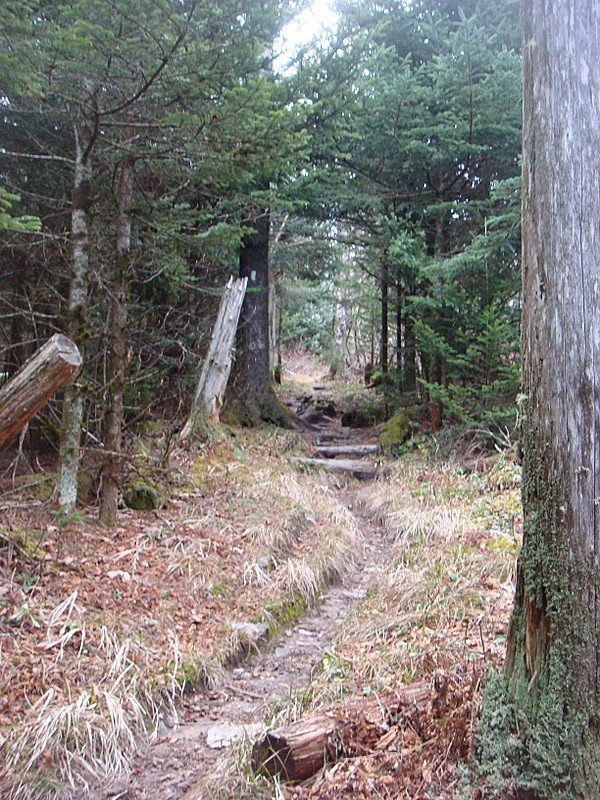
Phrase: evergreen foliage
[{"left": 0, "top": 0, "right": 522, "bottom": 476}]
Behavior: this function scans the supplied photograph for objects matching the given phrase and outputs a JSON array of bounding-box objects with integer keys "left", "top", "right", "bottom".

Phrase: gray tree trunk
[
  {"left": 57, "top": 129, "right": 93, "bottom": 512},
  {"left": 180, "top": 276, "right": 247, "bottom": 439},
  {"left": 99, "top": 153, "right": 134, "bottom": 527},
  {"left": 0, "top": 334, "right": 81, "bottom": 451},
  {"left": 492, "top": 3, "right": 600, "bottom": 796}
]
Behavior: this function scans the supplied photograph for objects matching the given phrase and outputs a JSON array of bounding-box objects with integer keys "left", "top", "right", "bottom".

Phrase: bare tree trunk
[
  {"left": 478, "top": 3, "right": 600, "bottom": 796},
  {"left": 99, "top": 154, "right": 134, "bottom": 527},
  {"left": 57, "top": 129, "right": 93, "bottom": 512},
  {"left": 181, "top": 277, "right": 247, "bottom": 439}
]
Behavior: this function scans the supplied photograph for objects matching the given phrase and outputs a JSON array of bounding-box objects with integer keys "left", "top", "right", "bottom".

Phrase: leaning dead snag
[
  {"left": 251, "top": 683, "right": 430, "bottom": 782},
  {"left": 181, "top": 276, "right": 248, "bottom": 439},
  {"left": 0, "top": 333, "right": 82, "bottom": 450}
]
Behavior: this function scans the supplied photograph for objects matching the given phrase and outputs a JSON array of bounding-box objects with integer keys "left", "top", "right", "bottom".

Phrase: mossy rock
[
  {"left": 297, "top": 396, "right": 337, "bottom": 424},
  {"left": 123, "top": 481, "right": 168, "bottom": 511},
  {"left": 341, "top": 402, "right": 385, "bottom": 428},
  {"left": 14, "top": 473, "right": 55, "bottom": 501},
  {"left": 77, "top": 468, "right": 98, "bottom": 505},
  {"left": 0, "top": 526, "right": 46, "bottom": 559}
]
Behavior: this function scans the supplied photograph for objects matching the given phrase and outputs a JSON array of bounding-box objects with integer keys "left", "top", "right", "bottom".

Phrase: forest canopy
[{"left": 0, "top": 0, "right": 522, "bottom": 506}]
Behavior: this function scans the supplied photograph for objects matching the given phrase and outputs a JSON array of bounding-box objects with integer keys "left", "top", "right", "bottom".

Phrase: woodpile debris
[{"left": 251, "top": 682, "right": 430, "bottom": 781}]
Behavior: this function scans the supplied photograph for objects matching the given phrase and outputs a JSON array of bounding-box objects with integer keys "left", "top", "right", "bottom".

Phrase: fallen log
[
  {"left": 293, "top": 457, "right": 376, "bottom": 479},
  {"left": 314, "top": 444, "right": 379, "bottom": 458},
  {"left": 0, "top": 334, "right": 82, "bottom": 451},
  {"left": 252, "top": 682, "right": 430, "bottom": 782}
]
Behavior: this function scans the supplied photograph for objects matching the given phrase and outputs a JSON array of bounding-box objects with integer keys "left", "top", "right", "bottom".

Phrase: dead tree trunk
[
  {"left": 181, "top": 277, "right": 248, "bottom": 439},
  {"left": 477, "top": 3, "right": 600, "bottom": 797},
  {"left": 0, "top": 334, "right": 82, "bottom": 450}
]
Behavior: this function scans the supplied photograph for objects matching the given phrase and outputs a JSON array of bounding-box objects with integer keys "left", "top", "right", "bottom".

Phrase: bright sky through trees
[{"left": 275, "top": 0, "right": 338, "bottom": 68}]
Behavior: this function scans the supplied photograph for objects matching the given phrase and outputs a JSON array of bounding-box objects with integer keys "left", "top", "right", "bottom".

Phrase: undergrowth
[
  {"left": 210, "top": 451, "right": 522, "bottom": 800},
  {"left": 0, "top": 429, "right": 357, "bottom": 799}
]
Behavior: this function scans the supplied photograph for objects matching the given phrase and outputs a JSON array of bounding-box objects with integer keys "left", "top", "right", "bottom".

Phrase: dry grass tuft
[
  {"left": 0, "top": 429, "right": 361, "bottom": 798},
  {"left": 342, "top": 456, "right": 520, "bottom": 688},
  {"left": 1, "top": 629, "right": 160, "bottom": 799}
]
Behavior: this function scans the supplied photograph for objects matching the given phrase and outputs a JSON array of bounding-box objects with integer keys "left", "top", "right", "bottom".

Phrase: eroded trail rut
[{"left": 98, "top": 412, "right": 390, "bottom": 800}]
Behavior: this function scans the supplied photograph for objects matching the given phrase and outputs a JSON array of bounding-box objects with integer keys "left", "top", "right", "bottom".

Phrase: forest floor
[{"left": 0, "top": 358, "right": 521, "bottom": 800}]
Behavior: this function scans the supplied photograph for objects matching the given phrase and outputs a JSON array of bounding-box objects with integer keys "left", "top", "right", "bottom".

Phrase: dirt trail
[{"left": 95, "top": 397, "right": 388, "bottom": 800}]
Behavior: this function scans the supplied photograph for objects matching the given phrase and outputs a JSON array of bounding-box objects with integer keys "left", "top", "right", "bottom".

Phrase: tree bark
[
  {"left": 497, "top": 3, "right": 600, "bottom": 796},
  {"left": 0, "top": 334, "right": 81, "bottom": 451},
  {"left": 236, "top": 206, "right": 271, "bottom": 419},
  {"left": 57, "top": 129, "right": 93, "bottom": 512},
  {"left": 231, "top": 204, "right": 294, "bottom": 427},
  {"left": 99, "top": 153, "right": 134, "bottom": 527}
]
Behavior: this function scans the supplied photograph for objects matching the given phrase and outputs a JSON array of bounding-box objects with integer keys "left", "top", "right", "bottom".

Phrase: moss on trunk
[
  {"left": 225, "top": 386, "right": 296, "bottom": 429},
  {"left": 474, "top": 415, "right": 600, "bottom": 800}
]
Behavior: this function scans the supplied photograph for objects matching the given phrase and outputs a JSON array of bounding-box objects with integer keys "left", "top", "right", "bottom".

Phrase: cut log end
[
  {"left": 54, "top": 333, "right": 83, "bottom": 367},
  {"left": 251, "top": 716, "right": 335, "bottom": 781}
]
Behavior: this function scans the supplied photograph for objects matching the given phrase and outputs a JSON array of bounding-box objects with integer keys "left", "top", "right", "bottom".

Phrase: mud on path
[{"left": 94, "top": 402, "right": 389, "bottom": 800}]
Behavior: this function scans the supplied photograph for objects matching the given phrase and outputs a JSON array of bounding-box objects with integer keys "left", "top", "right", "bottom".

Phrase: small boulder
[{"left": 123, "top": 481, "right": 167, "bottom": 511}]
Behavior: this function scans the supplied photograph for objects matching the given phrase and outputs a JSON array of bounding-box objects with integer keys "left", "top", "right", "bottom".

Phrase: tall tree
[
  {"left": 288, "top": 0, "right": 521, "bottom": 423},
  {"left": 478, "top": 2, "right": 600, "bottom": 796}
]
